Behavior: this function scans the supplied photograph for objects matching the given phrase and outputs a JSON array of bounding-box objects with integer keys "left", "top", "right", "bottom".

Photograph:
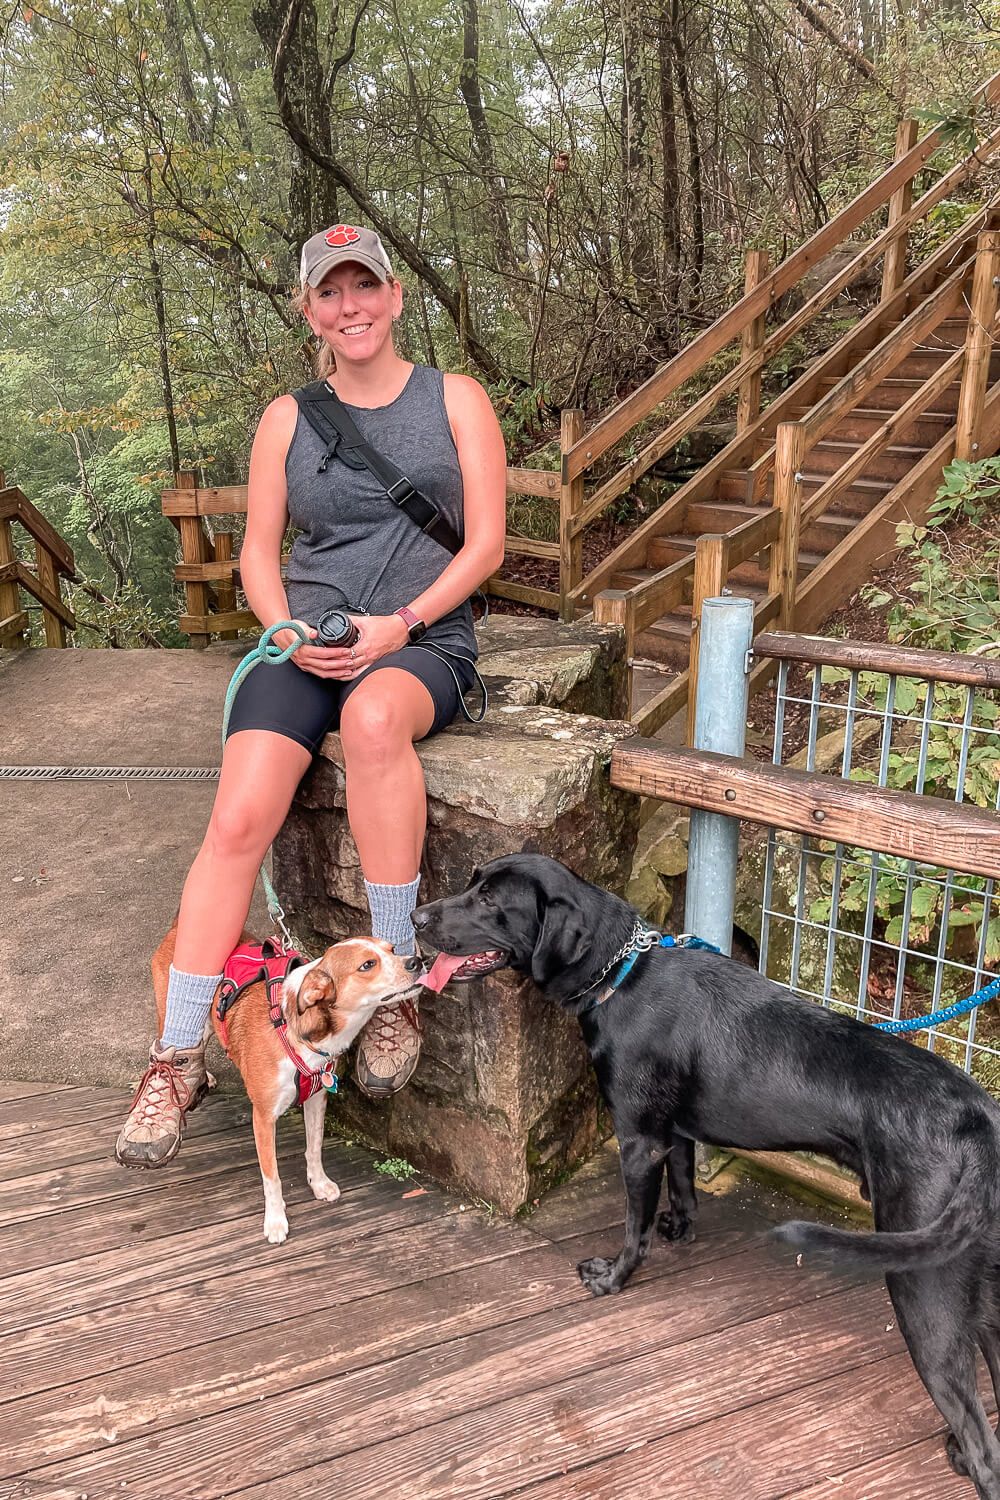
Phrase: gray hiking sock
[
  {"left": 160, "top": 964, "right": 223, "bottom": 1049},
  {"left": 365, "top": 874, "right": 421, "bottom": 956}
]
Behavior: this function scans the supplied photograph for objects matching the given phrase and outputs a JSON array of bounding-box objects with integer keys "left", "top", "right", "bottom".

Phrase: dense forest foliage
[{"left": 0, "top": 0, "right": 997, "bottom": 642}]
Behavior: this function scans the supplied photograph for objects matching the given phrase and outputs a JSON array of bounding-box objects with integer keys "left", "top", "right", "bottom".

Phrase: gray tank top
[{"left": 284, "top": 364, "right": 475, "bottom": 658}]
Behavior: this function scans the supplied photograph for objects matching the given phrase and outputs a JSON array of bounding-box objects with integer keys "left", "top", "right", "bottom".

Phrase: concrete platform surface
[{"left": 0, "top": 647, "right": 268, "bottom": 1086}]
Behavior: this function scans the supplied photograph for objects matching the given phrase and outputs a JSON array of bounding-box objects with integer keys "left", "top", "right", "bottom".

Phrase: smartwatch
[{"left": 395, "top": 606, "right": 427, "bottom": 643}]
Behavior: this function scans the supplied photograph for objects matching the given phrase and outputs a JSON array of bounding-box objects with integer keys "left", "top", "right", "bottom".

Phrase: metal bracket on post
[{"left": 684, "top": 595, "right": 755, "bottom": 957}]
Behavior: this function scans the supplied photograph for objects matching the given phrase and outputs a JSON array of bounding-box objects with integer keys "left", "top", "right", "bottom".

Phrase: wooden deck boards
[{"left": 0, "top": 1081, "right": 975, "bottom": 1499}]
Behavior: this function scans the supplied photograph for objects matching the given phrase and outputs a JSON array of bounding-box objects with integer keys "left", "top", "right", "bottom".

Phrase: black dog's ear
[{"left": 531, "top": 896, "right": 591, "bottom": 987}]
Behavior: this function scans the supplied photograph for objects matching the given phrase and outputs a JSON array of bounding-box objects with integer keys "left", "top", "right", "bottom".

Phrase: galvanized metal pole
[{"left": 684, "top": 595, "right": 754, "bottom": 956}]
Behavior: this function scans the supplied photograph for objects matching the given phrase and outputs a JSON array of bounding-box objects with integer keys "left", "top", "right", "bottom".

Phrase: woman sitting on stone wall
[{"left": 115, "top": 224, "right": 507, "bottom": 1168}]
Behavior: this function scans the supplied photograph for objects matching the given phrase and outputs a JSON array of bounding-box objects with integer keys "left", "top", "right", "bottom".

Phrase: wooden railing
[
  {"left": 162, "top": 464, "right": 564, "bottom": 647},
  {"left": 0, "top": 470, "right": 76, "bottom": 648}
]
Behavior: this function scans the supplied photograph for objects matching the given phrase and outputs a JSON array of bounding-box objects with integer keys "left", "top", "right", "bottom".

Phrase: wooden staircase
[
  {"left": 617, "top": 313, "right": 999, "bottom": 671},
  {"left": 528, "top": 72, "right": 1000, "bottom": 735}
]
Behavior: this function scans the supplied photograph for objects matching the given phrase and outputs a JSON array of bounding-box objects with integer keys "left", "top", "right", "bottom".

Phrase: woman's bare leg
[
  {"left": 338, "top": 669, "right": 434, "bottom": 883},
  {"left": 116, "top": 729, "right": 312, "bottom": 1168},
  {"left": 339, "top": 670, "right": 434, "bottom": 1097},
  {"left": 174, "top": 729, "right": 313, "bottom": 971}
]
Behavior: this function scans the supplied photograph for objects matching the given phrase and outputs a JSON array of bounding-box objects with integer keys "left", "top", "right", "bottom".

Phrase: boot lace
[
  {"left": 368, "top": 1000, "right": 422, "bottom": 1056},
  {"left": 127, "top": 1057, "right": 194, "bottom": 1125}
]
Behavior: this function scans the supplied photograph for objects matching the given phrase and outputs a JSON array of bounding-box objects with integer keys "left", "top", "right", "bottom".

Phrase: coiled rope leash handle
[{"left": 222, "top": 621, "right": 312, "bottom": 947}]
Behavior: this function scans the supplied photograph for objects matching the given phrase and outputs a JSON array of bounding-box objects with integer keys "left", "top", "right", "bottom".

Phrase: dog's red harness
[{"left": 216, "top": 939, "right": 338, "bottom": 1105}]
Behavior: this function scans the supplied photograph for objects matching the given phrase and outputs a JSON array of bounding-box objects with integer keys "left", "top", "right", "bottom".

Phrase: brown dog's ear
[{"left": 297, "top": 967, "right": 335, "bottom": 1013}]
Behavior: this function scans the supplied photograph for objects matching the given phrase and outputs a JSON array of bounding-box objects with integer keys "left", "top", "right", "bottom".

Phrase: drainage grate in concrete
[{"left": 0, "top": 765, "right": 220, "bottom": 781}]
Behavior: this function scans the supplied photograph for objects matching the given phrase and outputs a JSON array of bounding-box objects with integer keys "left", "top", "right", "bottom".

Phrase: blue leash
[
  {"left": 222, "top": 620, "right": 310, "bottom": 944},
  {"left": 872, "top": 972, "right": 1000, "bottom": 1035},
  {"left": 611, "top": 929, "right": 998, "bottom": 1039}
]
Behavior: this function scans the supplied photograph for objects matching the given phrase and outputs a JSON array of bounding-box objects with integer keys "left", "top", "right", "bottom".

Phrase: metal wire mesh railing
[{"left": 760, "top": 654, "right": 1000, "bottom": 1085}]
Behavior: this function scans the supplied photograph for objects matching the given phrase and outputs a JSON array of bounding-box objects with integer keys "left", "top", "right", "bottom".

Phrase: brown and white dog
[{"left": 152, "top": 924, "right": 423, "bottom": 1243}]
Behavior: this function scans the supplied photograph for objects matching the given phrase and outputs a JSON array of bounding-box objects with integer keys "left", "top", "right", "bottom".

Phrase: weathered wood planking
[
  {"left": 2, "top": 1209, "right": 525, "bottom": 1402},
  {"left": 786, "top": 1431, "right": 987, "bottom": 1499},
  {"left": 0, "top": 1244, "right": 573, "bottom": 1475},
  {"left": 0, "top": 1167, "right": 448, "bottom": 1337},
  {"left": 517, "top": 1353, "right": 964, "bottom": 1499},
  {"left": 213, "top": 1285, "right": 900, "bottom": 1500},
  {"left": 611, "top": 741, "right": 1000, "bottom": 880},
  {"left": 3, "top": 1258, "right": 888, "bottom": 1496}
]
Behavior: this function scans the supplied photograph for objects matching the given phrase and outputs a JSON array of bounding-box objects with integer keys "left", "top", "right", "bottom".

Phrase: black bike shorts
[{"left": 225, "top": 644, "right": 477, "bottom": 756}]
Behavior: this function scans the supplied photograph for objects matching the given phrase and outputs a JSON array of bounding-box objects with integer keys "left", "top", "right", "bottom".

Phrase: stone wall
[{"left": 274, "top": 617, "right": 639, "bottom": 1213}]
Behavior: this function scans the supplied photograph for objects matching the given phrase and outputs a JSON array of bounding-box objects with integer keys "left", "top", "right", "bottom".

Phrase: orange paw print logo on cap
[{"left": 325, "top": 225, "right": 361, "bottom": 247}]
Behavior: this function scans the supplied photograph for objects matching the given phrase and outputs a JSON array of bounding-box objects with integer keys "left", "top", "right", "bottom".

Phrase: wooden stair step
[
  {"left": 806, "top": 439, "right": 930, "bottom": 482},
  {"left": 813, "top": 376, "right": 961, "bottom": 414},
  {"left": 893, "top": 347, "right": 1000, "bottom": 380},
  {"left": 613, "top": 565, "right": 768, "bottom": 601},
  {"left": 924, "top": 317, "right": 975, "bottom": 348},
  {"left": 785, "top": 407, "right": 954, "bottom": 446},
  {"left": 645, "top": 533, "right": 825, "bottom": 578},
  {"left": 683, "top": 498, "right": 853, "bottom": 555},
  {"left": 719, "top": 469, "right": 894, "bottom": 516}
]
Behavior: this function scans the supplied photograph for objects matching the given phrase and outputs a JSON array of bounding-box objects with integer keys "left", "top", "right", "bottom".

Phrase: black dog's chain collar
[{"left": 567, "top": 920, "right": 660, "bottom": 1010}]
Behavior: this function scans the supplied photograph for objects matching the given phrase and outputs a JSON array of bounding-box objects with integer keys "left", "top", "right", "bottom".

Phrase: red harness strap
[{"left": 217, "top": 940, "right": 337, "bottom": 1106}]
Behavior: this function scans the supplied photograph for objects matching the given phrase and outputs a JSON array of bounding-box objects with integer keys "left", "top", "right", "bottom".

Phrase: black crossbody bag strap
[{"left": 293, "top": 380, "right": 463, "bottom": 558}]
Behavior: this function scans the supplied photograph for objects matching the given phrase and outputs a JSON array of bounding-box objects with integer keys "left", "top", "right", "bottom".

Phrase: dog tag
[{"left": 321, "top": 1070, "right": 338, "bottom": 1094}]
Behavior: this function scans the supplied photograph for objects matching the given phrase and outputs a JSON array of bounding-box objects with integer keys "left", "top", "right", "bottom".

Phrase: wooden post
[
  {"left": 0, "top": 469, "right": 26, "bottom": 649},
  {"left": 593, "top": 588, "right": 634, "bottom": 717},
  {"left": 737, "top": 250, "right": 770, "bottom": 433},
  {"left": 686, "top": 533, "right": 729, "bottom": 746},
  {"left": 880, "top": 119, "right": 919, "bottom": 303},
  {"left": 769, "top": 422, "right": 805, "bottom": 632},
  {"left": 955, "top": 230, "right": 1000, "bottom": 462},
  {"left": 559, "top": 409, "right": 585, "bottom": 621},
  {"left": 34, "top": 541, "right": 67, "bottom": 646},
  {"left": 213, "top": 531, "right": 238, "bottom": 641},
  {"left": 175, "top": 469, "right": 212, "bottom": 649}
]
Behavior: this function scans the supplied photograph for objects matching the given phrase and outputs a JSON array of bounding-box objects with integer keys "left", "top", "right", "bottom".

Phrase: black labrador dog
[{"left": 414, "top": 853, "right": 1000, "bottom": 1500}]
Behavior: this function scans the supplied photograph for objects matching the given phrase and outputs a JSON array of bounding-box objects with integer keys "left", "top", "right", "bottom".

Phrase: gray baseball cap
[{"left": 299, "top": 224, "right": 393, "bottom": 287}]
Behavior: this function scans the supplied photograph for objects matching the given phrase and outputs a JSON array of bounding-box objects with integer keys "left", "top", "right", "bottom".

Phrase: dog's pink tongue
[{"left": 421, "top": 953, "right": 467, "bottom": 992}]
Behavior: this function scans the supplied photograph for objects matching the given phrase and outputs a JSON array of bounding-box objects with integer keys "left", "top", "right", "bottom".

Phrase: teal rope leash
[{"left": 222, "top": 621, "right": 311, "bottom": 944}]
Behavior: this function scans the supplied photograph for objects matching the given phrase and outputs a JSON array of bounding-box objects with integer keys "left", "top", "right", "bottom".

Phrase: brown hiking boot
[
  {"left": 355, "top": 999, "right": 422, "bottom": 1099},
  {"left": 114, "top": 1039, "right": 213, "bottom": 1168}
]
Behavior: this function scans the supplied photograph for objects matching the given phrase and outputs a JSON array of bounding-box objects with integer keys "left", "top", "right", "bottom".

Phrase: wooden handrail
[
  {"left": 755, "top": 631, "right": 1000, "bottom": 688},
  {"left": 567, "top": 345, "right": 766, "bottom": 539},
  {"left": 161, "top": 463, "right": 561, "bottom": 518},
  {"left": 0, "top": 479, "right": 76, "bottom": 648},
  {"left": 611, "top": 741, "right": 1000, "bottom": 880},
  {"left": 0, "top": 488, "right": 75, "bottom": 576},
  {"left": 563, "top": 70, "right": 1000, "bottom": 484},
  {"left": 800, "top": 266, "right": 969, "bottom": 445},
  {"left": 754, "top": 130, "right": 1000, "bottom": 404},
  {"left": 566, "top": 141, "right": 1000, "bottom": 548},
  {"left": 726, "top": 508, "right": 782, "bottom": 570}
]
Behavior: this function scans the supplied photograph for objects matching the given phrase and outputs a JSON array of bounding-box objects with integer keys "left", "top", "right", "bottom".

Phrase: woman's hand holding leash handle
[{"left": 282, "top": 613, "right": 409, "bottom": 681}]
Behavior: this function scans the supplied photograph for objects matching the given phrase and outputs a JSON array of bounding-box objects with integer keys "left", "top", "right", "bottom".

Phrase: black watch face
[{"left": 409, "top": 619, "right": 427, "bottom": 642}]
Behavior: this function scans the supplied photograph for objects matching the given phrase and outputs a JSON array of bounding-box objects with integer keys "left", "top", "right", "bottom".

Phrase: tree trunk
[
  {"left": 458, "top": 0, "right": 517, "bottom": 278},
  {"left": 672, "top": 0, "right": 704, "bottom": 313},
  {"left": 656, "top": 6, "right": 682, "bottom": 344}
]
